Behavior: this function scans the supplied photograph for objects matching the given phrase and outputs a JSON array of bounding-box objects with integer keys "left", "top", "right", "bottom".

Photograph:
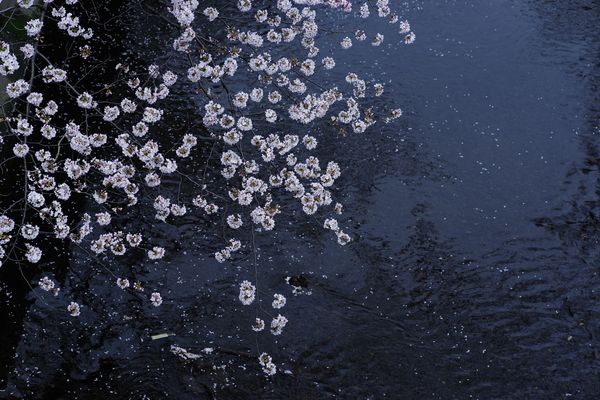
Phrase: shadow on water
[{"left": 4, "top": 0, "right": 600, "bottom": 399}]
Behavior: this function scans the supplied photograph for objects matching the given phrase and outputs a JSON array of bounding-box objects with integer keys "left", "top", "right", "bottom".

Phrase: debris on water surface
[
  {"left": 151, "top": 332, "right": 176, "bottom": 340},
  {"left": 170, "top": 345, "right": 201, "bottom": 360}
]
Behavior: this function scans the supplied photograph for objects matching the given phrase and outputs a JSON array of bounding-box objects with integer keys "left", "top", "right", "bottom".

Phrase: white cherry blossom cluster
[
  {"left": 0, "top": 41, "right": 20, "bottom": 76},
  {"left": 0, "top": 0, "right": 414, "bottom": 377}
]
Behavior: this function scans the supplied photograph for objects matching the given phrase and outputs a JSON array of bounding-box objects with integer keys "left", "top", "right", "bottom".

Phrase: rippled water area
[{"left": 2, "top": 0, "right": 600, "bottom": 399}]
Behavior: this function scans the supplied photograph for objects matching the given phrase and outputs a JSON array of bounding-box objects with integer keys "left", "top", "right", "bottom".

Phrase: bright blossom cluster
[{"left": 0, "top": 0, "right": 414, "bottom": 376}]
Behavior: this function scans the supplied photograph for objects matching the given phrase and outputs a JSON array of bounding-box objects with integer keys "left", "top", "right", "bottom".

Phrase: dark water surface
[{"left": 2, "top": 0, "right": 600, "bottom": 399}]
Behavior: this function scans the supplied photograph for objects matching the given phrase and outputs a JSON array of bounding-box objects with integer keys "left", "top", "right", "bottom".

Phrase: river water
[{"left": 2, "top": 0, "right": 600, "bottom": 399}]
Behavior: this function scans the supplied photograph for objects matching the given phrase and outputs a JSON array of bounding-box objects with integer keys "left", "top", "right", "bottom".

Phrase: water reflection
[{"left": 4, "top": 0, "right": 600, "bottom": 398}]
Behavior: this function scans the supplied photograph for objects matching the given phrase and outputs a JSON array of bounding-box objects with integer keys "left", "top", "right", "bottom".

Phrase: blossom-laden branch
[{"left": 0, "top": 0, "right": 415, "bottom": 376}]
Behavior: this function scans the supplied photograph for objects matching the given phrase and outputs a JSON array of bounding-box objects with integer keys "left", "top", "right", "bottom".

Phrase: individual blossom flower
[
  {"left": 142, "top": 107, "right": 163, "bottom": 123},
  {"left": 0, "top": 51, "right": 19, "bottom": 76},
  {"left": 126, "top": 233, "right": 142, "bottom": 247},
  {"left": 192, "top": 195, "right": 207, "bottom": 208},
  {"left": 27, "top": 191, "right": 44, "bottom": 207},
  {"left": 175, "top": 144, "right": 191, "bottom": 158},
  {"left": 286, "top": 154, "right": 297, "bottom": 166},
  {"left": 14, "top": 118, "right": 33, "bottom": 136},
  {"left": 218, "top": 113, "right": 234, "bottom": 129},
  {"left": 272, "top": 293, "right": 286, "bottom": 309},
  {"left": 90, "top": 133, "right": 107, "bottom": 148},
  {"left": 25, "top": 0, "right": 47, "bottom": 7},
  {"left": 41, "top": 124, "right": 56, "bottom": 139},
  {"left": 300, "top": 59, "right": 315, "bottom": 76},
  {"left": 117, "top": 98, "right": 135, "bottom": 113},
  {"left": 359, "top": 2, "right": 370, "bottom": 18},
  {"left": 340, "top": 37, "right": 352, "bottom": 49},
  {"left": 117, "top": 278, "right": 130, "bottom": 289},
  {"left": 252, "top": 318, "right": 265, "bottom": 332},
  {"left": 25, "top": 19, "right": 43, "bottom": 36},
  {"left": 214, "top": 249, "right": 231, "bottom": 263},
  {"left": 163, "top": 71, "right": 177, "bottom": 86},
  {"left": 0, "top": 215, "right": 15, "bottom": 233},
  {"left": 13, "top": 143, "right": 29, "bottom": 158},
  {"left": 237, "top": 116, "right": 253, "bottom": 131},
  {"left": 21, "top": 224, "right": 39, "bottom": 240},
  {"left": 267, "top": 30, "right": 282, "bottom": 44},
  {"left": 263, "top": 362, "right": 277, "bottom": 376},
  {"left": 110, "top": 240, "right": 126, "bottom": 256},
  {"left": 77, "top": 92, "right": 96, "bottom": 109},
  {"left": 302, "top": 135, "right": 317, "bottom": 150},
  {"left": 39, "top": 276, "right": 55, "bottom": 292},
  {"left": 127, "top": 76, "right": 140, "bottom": 89},
  {"left": 322, "top": 57, "right": 335, "bottom": 70},
  {"left": 132, "top": 121, "right": 149, "bottom": 137},
  {"left": 289, "top": 79, "right": 306, "bottom": 94},
  {"left": 148, "top": 64, "right": 160, "bottom": 78},
  {"left": 150, "top": 292, "right": 163, "bottom": 306},
  {"left": 238, "top": 0, "right": 252, "bottom": 12},
  {"left": 20, "top": 43, "right": 34, "bottom": 58},
  {"left": 390, "top": 108, "right": 403, "bottom": 120},
  {"left": 233, "top": 92, "right": 249, "bottom": 108},
  {"left": 336, "top": 231, "right": 352, "bottom": 245},
  {"left": 148, "top": 246, "right": 165, "bottom": 259},
  {"left": 182, "top": 133, "right": 198, "bottom": 147},
  {"left": 25, "top": 244, "right": 42, "bottom": 263},
  {"left": 226, "top": 239, "right": 242, "bottom": 252},
  {"left": 26, "top": 92, "right": 43, "bottom": 106},
  {"left": 250, "top": 88, "right": 263, "bottom": 102},
  {"left": 255, "top": 9, "right": 268, "bottom": 22},
  {"left": 258, "top": 352, "right": 272, "bottom": 371},
  {"left": 270, "top": 314, "right": 288, "bottom": 335},
  {"left": 96, "top": 212, "right": 111, "bottom": 226},
  {"left": 268, "top": 91, "right": 282, "bottom": 104},
  {"left": 372, "top": 33, "right": 384, "bottom": 46},
  {"left": 67, "top": 301, "right": 81, "bottom": 316},
  {"left": 226, "top": 214, "right": 243, "bottom": 229},
  {"left": 171, "top": 204, "right": 187, "bottom": 216},
  {"left": 238, "top": 190, "right": 252, "bottom": 206},
  {"left": 265, "top": 109, "right": 277, "bottom": 123},
  {"left": 239, "top": 280, "right": 256, "bottom": 305},
  {"left": 103, "top": 106, "right": 120, "bottom": 121},
  {"left": 35, "top": 149, "right": 52, "bottom": 162},
  {"left": 205, "top": 203, "right": 219, "bottom": 214},
  {"left": 93, "top": 190, "right": 108, "bottom": 204},
  {"left": 324, "top": 218, "right": 339, "bottom": 231},
  {"left": 399, "top": 20, "right": 411, "bottom": 34},
  {"left": 203, "top": 7, "right": 219, "bottom": 21}
]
